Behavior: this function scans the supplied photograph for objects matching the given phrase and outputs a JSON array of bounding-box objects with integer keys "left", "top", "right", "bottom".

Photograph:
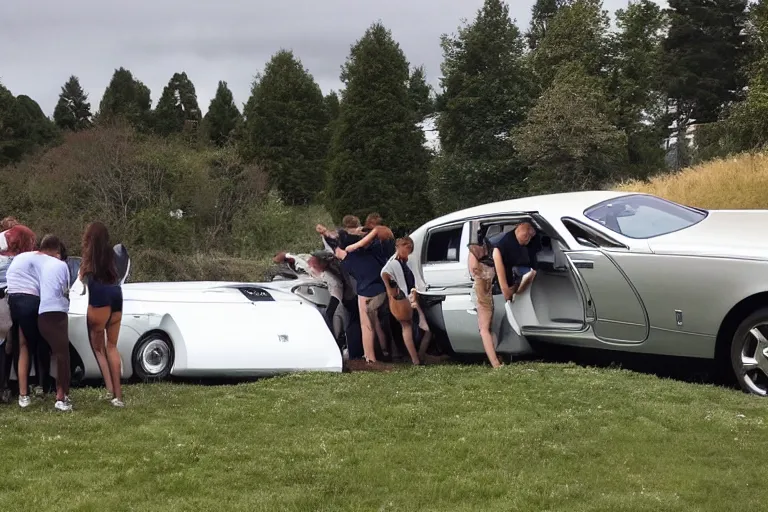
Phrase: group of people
[
  {"left": 275, "top": 213, "right": 543, "bottom": 369},
  {"left": 0, "top": 218, "right": 125, "bottom": 411},
  {"left": 275, "top": 213, "right": 437, "bottom": 366}
]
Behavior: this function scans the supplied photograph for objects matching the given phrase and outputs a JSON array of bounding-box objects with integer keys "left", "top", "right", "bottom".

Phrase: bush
[
  {"left": 231, "top": 190, "right": 333, "bottom": 257},
  {"left": 129, "top": 249, "right": 272, "bottom": 283}
]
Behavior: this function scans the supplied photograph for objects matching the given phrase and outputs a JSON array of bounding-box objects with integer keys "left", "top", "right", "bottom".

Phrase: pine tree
[
  {"left": 513, "top": 63, "right": 628, "bottom": 193},
  {"left": 531, "top": 0, "right": 612, "bottom": 89},
  {"left": 0, "top": 84, "right": 59, "bottom": 165},
  {"left": 153, "top": 71, "right": 202, "bottom": 136},
  {"left": 97, "top": 67, "right": 152, "bottom": 130},
  {"left": 610, "top": 0, "right": 668, "bottom": 176},
  {"left": 240, "top": 50, "right": 330, "bottom": 205},
  {"left": 408, "top": 66, "right": 434, "bottom": 120},
  {"left": 525, "top": 0, "right": 572, "bottom": 50},
  {"left": 326, "top": 22, "right": 432, "bottom": 230},
  {"left": 53, "top": 75, "right": 92, "bottom": 131},
  {"left": 203, "top": 81, "right": 241, "bottom": 147},
  {"left": 662, "top": 0, "right": 749, "bottom": 130},
  {"left": 431, "top": 0, "right": 533, "bottom": 214}
]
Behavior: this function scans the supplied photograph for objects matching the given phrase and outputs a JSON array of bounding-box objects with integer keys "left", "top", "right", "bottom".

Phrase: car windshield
[{"left": 583, "top": 194, "right": 707, "bottom": 239}]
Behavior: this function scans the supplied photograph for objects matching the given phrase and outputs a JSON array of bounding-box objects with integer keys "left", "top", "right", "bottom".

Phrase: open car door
[{"left": 418, "top": 215, "right": 536, "bottom": 356}]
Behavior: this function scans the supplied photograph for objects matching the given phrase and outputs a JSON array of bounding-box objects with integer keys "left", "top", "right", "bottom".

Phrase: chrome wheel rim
[
  {"left": 739, "top": 325, "right": 768, "bottom": 396},
  {"left": 139, "top": 339, "right": 170, "bottom": 376}
]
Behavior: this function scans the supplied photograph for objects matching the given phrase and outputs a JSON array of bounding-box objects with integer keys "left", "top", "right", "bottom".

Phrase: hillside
[{"left": 617, "top": 151, "right": 768, "bottom": 209}]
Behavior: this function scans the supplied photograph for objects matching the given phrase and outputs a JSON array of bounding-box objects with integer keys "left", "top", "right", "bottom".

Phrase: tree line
[{"left": 1, "top": 0, "right": 767, "bottom": 237}]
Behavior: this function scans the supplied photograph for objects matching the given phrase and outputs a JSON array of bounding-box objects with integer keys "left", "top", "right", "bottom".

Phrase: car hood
[{"left": 647, "top": 210, "right": 768, "bottom": 260}]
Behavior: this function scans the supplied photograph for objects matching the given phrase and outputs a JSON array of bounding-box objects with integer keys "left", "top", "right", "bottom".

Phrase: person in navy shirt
[
  {"left": 327, "top": 216, "right": 390, "bottom": 363},
  {"left": 487, "top": 221, "right": 539, "bottom": 302}
]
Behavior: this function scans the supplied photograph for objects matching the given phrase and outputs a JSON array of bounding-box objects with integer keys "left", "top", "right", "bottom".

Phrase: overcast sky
[{"left": 0, "top": 0, "right": 666, "bottom": 117}]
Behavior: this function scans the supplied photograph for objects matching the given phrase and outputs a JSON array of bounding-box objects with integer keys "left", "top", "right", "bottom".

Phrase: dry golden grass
[{"left": 616, "top": 152, "right": 768, "bottom": 209}]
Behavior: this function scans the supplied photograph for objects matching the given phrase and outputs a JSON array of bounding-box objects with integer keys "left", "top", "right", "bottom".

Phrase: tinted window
[
  {"left": 561, "top": 217, "right": 626, "bottom": 249},
  {"left": 426, "top": 226, "right": 462, "bottom": 263},
  {"left": 584, "top": 195, "right": 706, "bottom": 239}
]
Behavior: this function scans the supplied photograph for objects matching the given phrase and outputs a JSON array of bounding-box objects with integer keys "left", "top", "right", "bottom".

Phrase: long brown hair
[{"left": 81, "top": 221, "right": 118, "bottom": 284}]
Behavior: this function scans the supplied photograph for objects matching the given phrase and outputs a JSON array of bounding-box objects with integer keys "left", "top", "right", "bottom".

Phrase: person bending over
[
  {"left": 380, "top": 237, "right": 424, "bottom": 365},
  {"left": 489, "top": 222, "right": 538, "bottom": 303},
  {"left": 467, "top": 223, "right": 502, "bottom": 368}
]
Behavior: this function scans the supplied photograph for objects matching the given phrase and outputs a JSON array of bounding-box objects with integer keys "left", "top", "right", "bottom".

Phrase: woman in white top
[
  {"left": 36, "top": 236, "right": 72, "bottom": 411},
  {"left": 6, "top": 234, "right": 60, "bottom": 407}
]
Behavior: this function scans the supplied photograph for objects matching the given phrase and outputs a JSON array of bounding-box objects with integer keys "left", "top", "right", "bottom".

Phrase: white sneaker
[
  {"left": 110, "top": 397, "right": 125, "bottom": 408},
  {"left": 55, "top": 399, "right": 72, "bottom": 411},
  {"left": 18, "top": 395, "right": 31, "bottom": 408}
]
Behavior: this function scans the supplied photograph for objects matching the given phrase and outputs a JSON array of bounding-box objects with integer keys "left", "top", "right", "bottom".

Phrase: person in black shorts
[{"left": 79, "top": 222, "right": 125, "bottom": 407}]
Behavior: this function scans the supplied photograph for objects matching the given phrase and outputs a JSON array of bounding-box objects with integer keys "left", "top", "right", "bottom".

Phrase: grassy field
[
  {"left": 1, "top": 362, "right": 766, "bottom": 511},
  {"left": 617, "top": 151, "right": 768, "bottom": 208}
]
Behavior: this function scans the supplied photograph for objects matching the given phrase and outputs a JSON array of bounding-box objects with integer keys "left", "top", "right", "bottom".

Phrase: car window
[
  {"left": 584, "top": 194, "right": 706, "bottom": 239},
  {"left": 425, "top": 225, "right": 463, "bottom": 263},
  {"left": 561, "top": 217, "right": 626, "bottom": 249}
]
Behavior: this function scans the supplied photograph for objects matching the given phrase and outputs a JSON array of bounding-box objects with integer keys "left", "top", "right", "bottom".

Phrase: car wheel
[
  {"left": 132, "top": 332, "right": 174, "bottom": 382},
  {"left": 730, "top": 308, "right": 768, "bottom": 396}
]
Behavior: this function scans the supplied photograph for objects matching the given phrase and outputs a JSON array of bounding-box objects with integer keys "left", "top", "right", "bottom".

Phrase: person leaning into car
[{"left": 488, "top": 222, "right": 539, "bottom": 303}]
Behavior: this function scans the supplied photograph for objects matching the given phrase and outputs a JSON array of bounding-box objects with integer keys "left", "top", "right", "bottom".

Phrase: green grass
[{"left": 1, "top": 362, "right": 766, "bottom": 511}]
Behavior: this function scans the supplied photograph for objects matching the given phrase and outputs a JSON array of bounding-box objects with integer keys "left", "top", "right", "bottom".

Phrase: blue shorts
[{"left": 87, "top": 279, "right": 123, "bottom": 312}]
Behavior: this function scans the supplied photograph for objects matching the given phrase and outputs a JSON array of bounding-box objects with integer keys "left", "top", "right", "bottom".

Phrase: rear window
[
  {"left": 425, "top": 226, "right": 462, "bottom": 263},
  {"left": 584, "top": 194, "right": 707, "bottom": 239}
]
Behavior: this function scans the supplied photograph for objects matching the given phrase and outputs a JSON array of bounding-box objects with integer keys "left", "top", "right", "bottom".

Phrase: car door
[
  {"left": 560, "top": 218, "right": 649, "bottom": 344},
  {"left": 418, "top": 215, "right": 534, "bottom": 355}
]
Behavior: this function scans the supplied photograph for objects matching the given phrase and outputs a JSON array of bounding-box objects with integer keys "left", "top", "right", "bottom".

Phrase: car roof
[{"left": 419, "top": 190, "right": 632, "bottom": 230}]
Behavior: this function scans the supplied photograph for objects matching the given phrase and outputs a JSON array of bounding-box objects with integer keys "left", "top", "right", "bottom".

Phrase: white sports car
[{"left": 61, "top": 251, "right": 342, "bottom": 383}]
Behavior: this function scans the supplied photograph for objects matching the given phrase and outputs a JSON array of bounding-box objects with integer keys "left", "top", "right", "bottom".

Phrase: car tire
[
  {"left": 730, "top": 308, "right": 768, "bottom": 397},
  {"left": 132, "top": 332, "right": 174, "bottom": 382}
]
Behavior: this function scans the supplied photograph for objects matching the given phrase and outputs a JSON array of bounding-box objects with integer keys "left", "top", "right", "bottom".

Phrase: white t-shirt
[
  {"left": 38, "top": 256, "right": 70, "bottom": 314},
  {"left": 6, "top": 251, "right": 46, "bottom": 296}
]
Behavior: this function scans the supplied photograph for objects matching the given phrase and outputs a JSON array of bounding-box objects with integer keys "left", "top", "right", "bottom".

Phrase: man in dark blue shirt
[
  {"left": 487, "top": 221, "right": 539, "bottom": 302},
  {"left": 333, "top": 222, "right": 390, "bottom": 364}
]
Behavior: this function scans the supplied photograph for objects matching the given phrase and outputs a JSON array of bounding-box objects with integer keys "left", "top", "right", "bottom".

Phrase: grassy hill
[{"left": 617, "top": 151, "right": 768, "bottom": 209}]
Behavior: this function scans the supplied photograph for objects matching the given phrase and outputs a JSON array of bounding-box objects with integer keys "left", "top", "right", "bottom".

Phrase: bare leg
[
  {"left": 477, "top": 302, "right": 501, "bottom": 368},
  {"left": 358, "top": 296, "right": 376, "bottom": 362},
  {"left": 87, "top": 306, "right": 113, "bottom": 394},
  {"left": 400, "top": 320, "right": 420, "bottom": 365},
  {"left": 372, "top": 312, "right": 389, "bottom": 356},
  {"left": 18, "top": 329, "right": 29, "bottom": 396},
  {"left": 106, "top": 312, "right": 123, "bottom": 401}
]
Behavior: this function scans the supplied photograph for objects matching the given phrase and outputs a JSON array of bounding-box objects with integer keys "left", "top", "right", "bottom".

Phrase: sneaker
[
  {"left": 0, "top": 388, "right": 11, "bottom": 403},
  {"left": 54, "top": 399, "right": 72, "bottom": 411},
  {"left": 32, "top": 386, "right": 44, "bottom": 397},
  {"left": 18, "top": 395, "right": 31, "bottom": 408},
  {"left": 110, "top": 397, "right": 125, "bottom": 408}
]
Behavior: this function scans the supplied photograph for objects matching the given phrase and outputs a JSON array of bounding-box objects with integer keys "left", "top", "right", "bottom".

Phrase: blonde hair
[{"left": 342, "top": 215, "right": 361, "bottom": 229}]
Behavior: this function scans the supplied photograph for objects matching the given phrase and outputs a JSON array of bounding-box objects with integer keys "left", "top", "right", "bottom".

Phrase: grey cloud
[{"left": 0, "top": 0, "right": 664, "bottom": 117}]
